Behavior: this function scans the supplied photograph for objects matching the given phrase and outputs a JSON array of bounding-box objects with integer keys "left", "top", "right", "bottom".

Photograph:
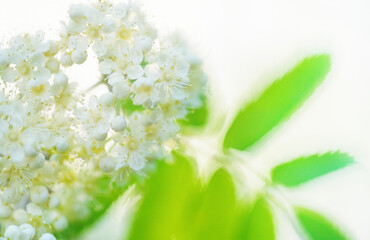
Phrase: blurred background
[{"left": 1, "top": 0, "right": 370, "bottom": 239}]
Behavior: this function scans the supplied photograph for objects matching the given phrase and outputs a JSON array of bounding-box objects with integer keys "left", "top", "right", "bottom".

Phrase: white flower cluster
[
  {"left": 0, "top": 1, "right": 206, "bottom": 239},
  {"left": 0, "top": 224, "right": 55, "bottom": 240}
]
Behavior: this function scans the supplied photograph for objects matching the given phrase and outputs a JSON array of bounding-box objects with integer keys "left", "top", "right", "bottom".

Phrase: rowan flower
[
  {"left": 0, "top": 0, "right": 207, "bottom": 237},
  {"left": 131, "top": 77, "right": 160, "bottom": 106}
]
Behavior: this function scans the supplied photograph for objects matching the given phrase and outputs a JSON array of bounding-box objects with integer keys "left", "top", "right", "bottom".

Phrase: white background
[{"left": 1, "top": 0, "right": 370, "bottom": 239}]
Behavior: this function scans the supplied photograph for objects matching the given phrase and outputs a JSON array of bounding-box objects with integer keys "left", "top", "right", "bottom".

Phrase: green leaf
[
  {"left": 126, "top": 153, "right": 196, "bottom": 240},
  {"left": 117, "top": 98, "right": 145, "bottom": 116},
  {"left": 127, "top": 156, "right": 239, "bottom": 240},
  {"left": 295, "top": 207, "right": 349, "bottom": 240},
  {"left": 271, "top": 152, "right": 354, "bottom": 187},
  {"left": 189, "top": 169, "right": 237, "bottom": 240},
  {"left": 223, "top": 55, "right": 331, "bottom": 151},
  {"left": 236, "top": 197, "right": 275, "bottom": 240}
]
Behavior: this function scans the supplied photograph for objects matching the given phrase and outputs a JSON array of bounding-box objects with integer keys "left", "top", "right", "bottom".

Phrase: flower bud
[
  {"left": 48, "top": 195, "right": 60, "bottom": 208},
  {"left": 113, "top": 3, "right": 128, "bottom": 18},
  {"left": 54, "top": 72, "right": 68, "bottom": 87},
  {"left": 56, "top": 138, "right": 70, "bottom": 153},
  {"left": 60, "top": 53, "right": 73, "bottom": 67},
  {"left": 93, "top": 123, "right": 109, "bottom": 141},
  {"left": 99, "top": 92, "right": 115, "bottom": 107},
  {"left": 45, "top": 40, "right": 58, "bottom": 56},
  {"left": 93, "top": 129, "right": 108, "bottom": 141},
  {"left": 112, "top": 82, "right": 130, "bottom": 100},
  {"left": 45, "top": 58, "right": 60, "bottom": 73},
  {"left": 24, "top": 145, "right": 38, "bottom": 157},
  {"left": 134, "top": 36, "right": 152, "bottom": 52},
  {"left": 26, "top": 203, "right": 42, "bottom": 216},
  {"left": 30, "top": 185, "right": 49, "bottom": 204},
  {"left": 3, "top": 188, "right": 20, "bottom": 204},
  {"left": 29, "top": 153, "right": 45, "bottom": 170},
  {"left": 69, "top": 4, "right": 85, "bottom": 21},
  {"left": 99, "top": 157, "right": 115, "bottom": 172},
  {"left": 102, "top": 17, "right": 116, "bottom": 33},
  {"left": 71, "top": 50, "right": 87, "bottom": 64},
  {"left": 111, "top": 116, "right": 126, "bottom": 132},
  {"left": 4, "top": 225, "right": 21, "bottom": 240},
  {"left": 0, "top": 157, "right": 11, "bottom": 170},
  {"left": 39, "top": 233, "right": 56, "bottom": 240},
  {"left": 13, "top": 209, "right": 27, "bottom": 224},
  {"left": 19, "top": 224, "right": 36, "bottom": 240},
  {"left": 0, "top": 204, "right": 12, "bottom": 218},
  {"left": 0, "top": 51, "right": 9, "bottom": 68},
  {"left": 11, "top": 150, "right": 27, "bottom": 168},
  {"left": 53, "top": 215, "right": 68, "bottom": 230}
]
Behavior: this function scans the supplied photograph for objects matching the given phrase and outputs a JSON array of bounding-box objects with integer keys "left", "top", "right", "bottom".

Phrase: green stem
[{"left": 86, "top": 80, "right": 105, "bottom": 93}]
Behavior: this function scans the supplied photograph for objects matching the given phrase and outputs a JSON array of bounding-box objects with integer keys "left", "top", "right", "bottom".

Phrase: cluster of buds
[{"left": 0, "top": 1, "right": 206, "bottom": 239}]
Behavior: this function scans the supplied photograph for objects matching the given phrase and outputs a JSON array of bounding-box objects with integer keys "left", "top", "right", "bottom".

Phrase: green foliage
[
  {"left": 122, "top": 54, "right": 352, "bottom": 240},
  {"left": 223, "top": 55, "right": 331, "bottom": 151},
  {"left": 236, "top": 197, "right": 275, "bottom": 240},
  {"left": 127, "top": 155, "right": 242, "bottom": 240},
  {"left": 190, "top": 169, "right": 236, "bottom": 240},
  {"left": 295, "top": 207, "right": 349, "bottom": 240},
  {"left": 126, "top": 153, "right": 196, "bottom": 240},
  {"left": 117, "top": 98, "right": 145, "bottom": 115},
  {"left": 271, "top": 152, "right": 354, "bottom": 187},
  {"left": 126, "top": 154, "right": 281, "bottom": 240}
]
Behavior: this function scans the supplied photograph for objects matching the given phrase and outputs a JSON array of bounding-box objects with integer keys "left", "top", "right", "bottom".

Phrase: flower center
[{"left": 17, "top": 62, "right": 31, "bottom": 76}]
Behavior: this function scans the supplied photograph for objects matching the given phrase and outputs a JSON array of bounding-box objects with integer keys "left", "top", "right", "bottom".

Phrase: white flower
[
  {"left": 3, "top": 188, "right": 21, "bottom": 204},
  {"left": 108, "top": 145, "right": 128, "bottom": 170},
  {"left": 53, "top": 215, "right": 68, "bottom": 230},
  {"left": 13, "top": 209, "right": 28, "bottom": 223},
  {"left": 0, "top": 204, "right": 12, "bottom": 218},
  {"left": 45, "top": 58, "right": 60, "bottom": 73},
  {"left": 128, "top": 151, "right": 146, "bottom": 171},
  {"left": 1, "top": 34, "right": 52, "bottom": 83},
  {"left": 50, "top": 72, "right": 69, "bottom": 96},
  {"left": 26, "top": 203, "right": 42, "bottom": 216},
  {"left": 134, "top": 36, "right": 153, "bottom": 52},
  {"left": 30, "top": 185, "right": 49, "bottom": 204},
  {"left": 0, "top": 50, "right": 9, "bottom": 68},
  {"left": 113, "top": 3, "right": 128, "bottom": 19},
  {"left": 100, "top": 47, "right": 145, "bottom": 82},
  {"left": 19, "top": 224, "right": 35, "bottom": 240},
  {"left": 71, "top": 50, "right": 88, "bottom": 64},
  {"left": 0, "top": 0, "right": 207, "bottom": 236},
  {"left": 4, "top": 225, "right": 20, "bottom": 240},
  {"left": 28, "top": 153, "right": 45, "bottom": 170},
  {"left": 131, "top": 77, "right": 159, "bottom": 106},
  {"left": 48, "top": 195, "right": 60, "bottom": 209},
  {"left": 76, "top": 95, "right": 115, "bottom": 141},
  {"left": 55, "top": 138, "right": 70, "bottom": 153},
  {"left": 112, "top": 79, "right": 130, "bottom": 100},
  {"left": 24, "top": 77, "right": 51, "bottom": 100},
  {"left": 39, "top": 233, "right": 56, "bottom": 240},
  {"left": 99, "top": 156, "right": 116, "bottom": 172},
  {"left": 152, "top": 59, "right": 190, "bottom": 100},
  {"left": 66, "top": 35, "right": 89, "bottom": 64},
  {"left": 126, "top": 64, "right": 144, "bottom": 79},
  {"left": 59, "top": 52, "right": 73, "bottom": 67},
  {"left": 111, "top": 115, "right": 127, "bottom": 132},
  {"left": 99, "top": 92, "right": 115, "bottom": 107},
  {"left": 69, "top": 4, "right": 87, "bottom": 21},
  {"left": 101, "top": 17, "right": 117, "bottom": 33}
]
